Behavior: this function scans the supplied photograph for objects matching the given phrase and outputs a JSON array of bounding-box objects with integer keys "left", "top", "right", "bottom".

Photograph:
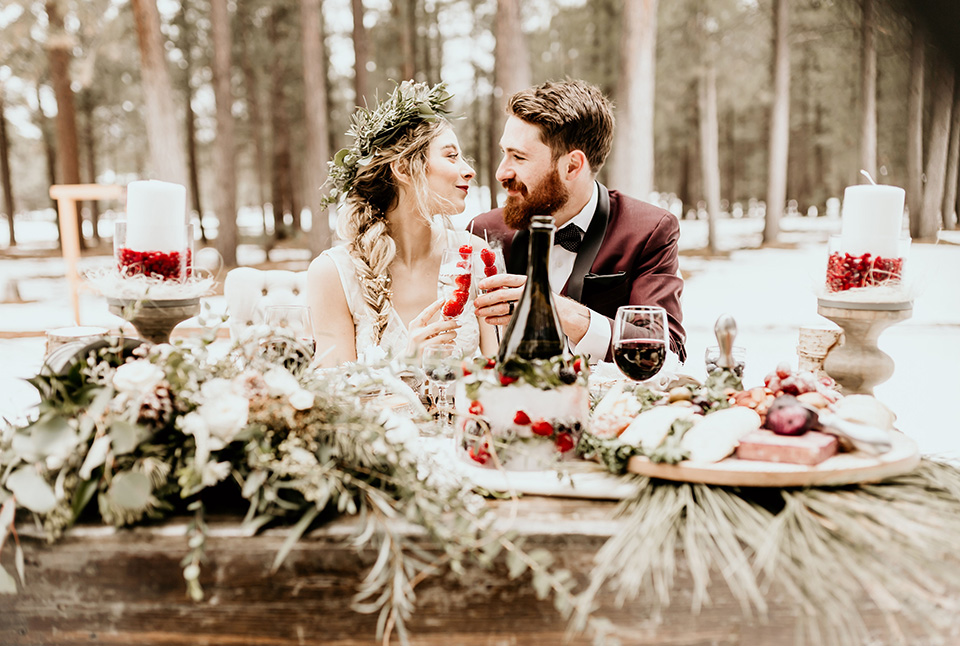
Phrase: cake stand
[
  {"left": 816, "top": 297, "right": 912, "bottom": 396},
  {"left": 107, "top": 297, "right": 201, "bottom": 345}
]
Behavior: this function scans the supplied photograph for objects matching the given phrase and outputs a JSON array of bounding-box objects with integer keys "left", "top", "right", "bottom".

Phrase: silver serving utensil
[{"left": 714, "top": 314, "right": 738, "bottom": 370}]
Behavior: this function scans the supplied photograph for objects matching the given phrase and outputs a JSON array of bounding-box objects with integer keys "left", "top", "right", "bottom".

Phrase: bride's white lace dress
[{"left": 321, "top": 225, "right": 480, "bottom": 361}]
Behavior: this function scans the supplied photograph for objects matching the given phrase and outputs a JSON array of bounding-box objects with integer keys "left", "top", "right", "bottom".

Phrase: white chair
[{"left": 222, "top": 267, "right": 308, "bottom": 339}]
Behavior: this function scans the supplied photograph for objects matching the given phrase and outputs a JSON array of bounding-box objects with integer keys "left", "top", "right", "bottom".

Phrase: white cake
[{"left": 454, "top": 356, "right": 590, "bottom": 471}]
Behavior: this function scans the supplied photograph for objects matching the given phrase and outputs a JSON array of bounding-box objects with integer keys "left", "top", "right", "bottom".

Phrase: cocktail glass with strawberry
[
  {"left": 475, "top": 246, "right": 506, "bottom": 293},
  {"left": 438, "top": 244, "right": 473, "bottom": 322}
]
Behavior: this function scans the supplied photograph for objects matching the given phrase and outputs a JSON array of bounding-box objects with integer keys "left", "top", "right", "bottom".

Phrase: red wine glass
[{"left": 612, "top": 306, "right": 669, "bottom": 382}]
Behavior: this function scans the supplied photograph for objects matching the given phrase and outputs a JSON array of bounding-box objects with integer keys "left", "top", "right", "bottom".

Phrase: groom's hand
[{"left": 475, "top": 273, "right": 526, "bottom": 326}]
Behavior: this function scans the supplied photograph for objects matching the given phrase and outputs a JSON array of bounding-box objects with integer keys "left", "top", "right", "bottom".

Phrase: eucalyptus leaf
[
  {"left": 71, "top": 477, "right": 100, "bottom": 521},
  {"left": 0, "top": 565, "right": 16, "bottom": 594},
  {"left": 6, "top": 468, "right": 57, "bottom": 514},
  {"left": 14, "top": 544, "right": 25, "bottom": 586},
  {"left": 270, "top": 506, "right": 319, "bottom": 573},
  {"left": 241, "top": 471, "right": 268, "bottom": 499},
  {"left": 0, "top": 498, "right": 14, "bottom": 531},
  {"left": 107, "top": 471, "right": 152, "bottom": 510},
  {"left": 27, "top": 415, "right": 78, "bottom": 460},
  {"left": 109, "top": 421, "right": 144, "bottom": 455}
]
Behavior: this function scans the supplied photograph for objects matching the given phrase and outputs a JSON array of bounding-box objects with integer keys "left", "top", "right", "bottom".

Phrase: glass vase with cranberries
[{"left": 612, "top": 305, "right": 669, "bottom": 383}]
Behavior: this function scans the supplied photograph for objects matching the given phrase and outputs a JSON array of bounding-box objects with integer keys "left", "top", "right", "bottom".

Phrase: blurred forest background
[{"left": 0, "top": 0, "right": 959, "bottom": 266}]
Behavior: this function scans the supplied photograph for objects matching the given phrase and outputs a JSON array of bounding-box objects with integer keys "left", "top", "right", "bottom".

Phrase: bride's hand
[{"left": 406, "top": 298, "right": 460, "bottom": 356}]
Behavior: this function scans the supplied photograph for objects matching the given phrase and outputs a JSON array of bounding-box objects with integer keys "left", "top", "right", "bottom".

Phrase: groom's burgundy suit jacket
[{"left": 470, "top": 183, "right": 687, "bottom": 363}]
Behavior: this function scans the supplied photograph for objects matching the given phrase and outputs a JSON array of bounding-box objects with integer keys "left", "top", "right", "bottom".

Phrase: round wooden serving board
[{"left": 627, "top": 432, "right": 920, "bottom": 488}]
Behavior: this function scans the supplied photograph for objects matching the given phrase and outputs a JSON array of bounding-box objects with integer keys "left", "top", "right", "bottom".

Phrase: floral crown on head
[{"left": 322, "top": 80, "right": 455, "bottom": 206}]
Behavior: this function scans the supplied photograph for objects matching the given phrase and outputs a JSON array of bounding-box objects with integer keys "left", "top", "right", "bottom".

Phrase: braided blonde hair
[{"left": 336, "top": 119, "right": 448, "bottom": 343}]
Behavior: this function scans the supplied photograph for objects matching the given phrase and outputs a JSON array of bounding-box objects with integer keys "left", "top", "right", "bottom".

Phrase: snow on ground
[{"left": 1, "top": 215, "right": 958, "bottom": 457}]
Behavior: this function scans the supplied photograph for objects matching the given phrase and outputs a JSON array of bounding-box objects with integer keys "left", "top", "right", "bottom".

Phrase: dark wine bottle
[{"left": 496, "top": 215, "right": 566, "bottom": 362}]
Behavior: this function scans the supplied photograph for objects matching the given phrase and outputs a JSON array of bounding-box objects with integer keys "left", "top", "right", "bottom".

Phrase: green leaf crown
[{"left": 322, "top": 80, "right": 455, "bottom": 206}]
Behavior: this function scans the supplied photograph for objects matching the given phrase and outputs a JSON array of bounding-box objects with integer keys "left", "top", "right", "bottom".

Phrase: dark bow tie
[{"left": 553, "top": 224, "right": 583, "bottom": 253}]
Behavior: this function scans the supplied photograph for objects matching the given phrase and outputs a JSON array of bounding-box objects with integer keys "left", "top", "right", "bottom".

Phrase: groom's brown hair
[{"left": 507, "top": 79, "right": 615, "bottom": 173}]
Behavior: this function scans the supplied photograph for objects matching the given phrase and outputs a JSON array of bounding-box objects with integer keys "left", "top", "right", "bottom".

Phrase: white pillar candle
[
  {"left": 839, "top": 184, "right": 905, "bottom": 258},
  {"left": 124, "top": 180, "right": 187, "bottom": 252}
]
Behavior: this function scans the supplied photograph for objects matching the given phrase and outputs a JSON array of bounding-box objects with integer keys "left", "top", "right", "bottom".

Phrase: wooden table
[{"left": 0, "top": 496, "right": 943, "bottom": 646}]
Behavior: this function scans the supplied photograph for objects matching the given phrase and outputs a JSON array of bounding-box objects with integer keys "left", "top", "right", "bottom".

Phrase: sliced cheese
[
  {"left": 681, "top": 406, "right": 762, "bottom": 463},
  {"left": 618, "top": 405, "right": 700, "bottom": 452}
]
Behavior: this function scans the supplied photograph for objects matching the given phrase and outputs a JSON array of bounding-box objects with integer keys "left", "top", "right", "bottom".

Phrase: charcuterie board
[{"left": 626, "top": 432, "right": 919, "bottom": 487}]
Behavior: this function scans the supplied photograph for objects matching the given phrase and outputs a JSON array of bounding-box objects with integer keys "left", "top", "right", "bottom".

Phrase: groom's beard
[{"left": 502, "top": 168, "right": 570, "bottom": 231}]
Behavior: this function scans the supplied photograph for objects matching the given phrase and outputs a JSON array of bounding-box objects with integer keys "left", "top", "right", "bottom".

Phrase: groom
[{"left": 472, "top": 80, "right": 686, "bottom": 364}]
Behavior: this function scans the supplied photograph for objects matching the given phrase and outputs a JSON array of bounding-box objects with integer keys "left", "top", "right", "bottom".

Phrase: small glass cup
[
  {"left": 261, "top": 305, "right": 315, "bottom": 372},
  {"left": 422, "top": 344, "right": 463, "bottom": 434},
  {"left": 825, "top": 234, "right": 910, "bottom": 293},
  {"left": 114, "top": 220, "right": 194, "bottom": 282},
  {"left": 611, "top": 306, "right": 669, "bottom": 383},
  {"left": 704, "top": 345, "right": 746, "bottom": 378}
]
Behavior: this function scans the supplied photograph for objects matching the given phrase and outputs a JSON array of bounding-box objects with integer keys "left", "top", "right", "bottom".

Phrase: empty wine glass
[
  {"left": 422, "top": 344, "right": 463, "bottom": 434},
  {"left": 438, "top": 247, "right": 473, "bottom": 321},
  {"left": 261, "top": 305, "right": 315, "bottom": 371},
  {"left": 612, "top": 306, "right": 669, "bottom": 383}
]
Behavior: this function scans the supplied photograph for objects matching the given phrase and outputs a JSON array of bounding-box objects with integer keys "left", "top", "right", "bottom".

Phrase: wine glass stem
[{"left": 437, "top": 384, "right": 451, "bottom": 429}]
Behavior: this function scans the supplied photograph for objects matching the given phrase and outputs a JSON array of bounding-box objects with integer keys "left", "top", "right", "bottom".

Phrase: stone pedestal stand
[
  {"left": 107, "top": 297, "right": 201, "bottom": 345},
  {"left": 817, "top": 298, "right": 912, "bottom": 396}
]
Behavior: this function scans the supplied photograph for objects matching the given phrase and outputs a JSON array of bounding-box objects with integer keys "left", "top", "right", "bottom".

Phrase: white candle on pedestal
[
  {"left": 839, "top": 184, "right": 905, "bottom": 258},
  {"left": 124, "top": 180, "right": 187, "bottom": 252}
]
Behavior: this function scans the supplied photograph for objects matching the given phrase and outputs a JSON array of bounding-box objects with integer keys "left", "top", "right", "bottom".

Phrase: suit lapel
[{"left": 564, "top": 182, "right": 609, "bottom": 302}]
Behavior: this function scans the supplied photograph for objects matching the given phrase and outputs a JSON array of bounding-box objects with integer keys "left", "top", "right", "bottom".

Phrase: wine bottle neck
[{"left": 526, "top": 227, "right": 554, "bottom": 283}]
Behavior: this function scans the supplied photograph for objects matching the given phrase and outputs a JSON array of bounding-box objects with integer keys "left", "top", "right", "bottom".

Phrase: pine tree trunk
[
  {"left": 269, "top": 6, "right": 293, "bottom": 243},
  {"left": 609, "top": 0, "right": 657, "bottom": 201},
  {"left": 179, "top": 0, "right": 207, "bottom": 243},
  {"left": 130, "top": 0, "right": 189, "bottom": 189},
  {"left": 859, "top": 0, "right": 877, "bottom": 181},
  {"left": 81, "top": 94, "right": 100, "bottom": 242},
  {"left": 185, "top": 94, "right": 206, "bottom": 242},
  {"left": 351, "top": 0, "right": 369, "bottom": 104},
  {"left": 906, "top": 21, "right": 925, "bottom": 222},
  {"left": 46, "top": 0, "right": 84, "bottom": 250},
  {"left": 35, "top": 84, "right": 59, "bottom": 222},
  {"left": 0, "top": 84, "right": 15, "bottom": 246},
  {"left": 235, "top": 1, "right": 268, "bottom": 240},
  {"left": 393, "top": 0, "right": 416, "bottom": 83},
  {"left": 726, "top": 108, "right": 736, "bottom": 205},
  {"left": 301, "top": 0, "right": 332, "bottom": 255},
  {"left": 210, "top": 0, "right": 237, "bottom": 267},
  {"left": 916, "top": 52, "right": 955, "bottom": 239},
  {"left": 489, "top": 0, "right": 530, "bottom": 209},
  {"left": 699, "top": 60, "right": 721, "bottom": 255},
  {"left": 764, "top": 0, "right": 790, "bottom": 244},
  {"left": 941, "top": 73, "right": 960, "bottom": 230}
]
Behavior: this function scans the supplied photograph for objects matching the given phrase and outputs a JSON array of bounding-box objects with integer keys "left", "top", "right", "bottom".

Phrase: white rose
[
  {"left": 263, "top": 368, "right": 300, "bottom": 398},
  {"left": 112, "top": 360, "right": 164, "bottom": 394},
  {"left": 200, "top": 378, "right": 236, "bottom": 400},
  {"left": 198, "top": 394, "right": 249, "bottom": 449},
  {"left": 288, "top": 389, "right": 314, "bottom": 411}
]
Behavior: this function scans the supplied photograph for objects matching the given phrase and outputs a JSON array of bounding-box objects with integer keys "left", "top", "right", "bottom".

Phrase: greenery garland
[{"left": 0, "top": 331, "right": 611, "bottom": 645}]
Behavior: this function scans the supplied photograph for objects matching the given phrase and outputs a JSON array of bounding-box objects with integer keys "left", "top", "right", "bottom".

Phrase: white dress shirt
[{"left": 548, "top": 183, "right": 611, "bottom": 363}]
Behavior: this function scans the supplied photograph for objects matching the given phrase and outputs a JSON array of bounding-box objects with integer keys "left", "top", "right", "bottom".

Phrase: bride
[{"left": 307, "top": 81, "right": 497, "bottom": 367}]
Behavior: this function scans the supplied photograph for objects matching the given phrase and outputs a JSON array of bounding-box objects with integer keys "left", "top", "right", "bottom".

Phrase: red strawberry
[
  {"left": 468, "top": 445, "right": 489, "bottom": 464},
  {"left": 531, "top": 419, "right": 553, "bottom": 437},
  {"left": 442, "top": 300, "right": 462, "bottom": 317},
  {"left": 443, "top": 290, "right": 470, "bottom": 317},
  {"left": 555, "top": 432, "right": 576, "bottom": 453},
  {"left": 458, "top": 244, "right": 473, "bottom": 258},
  {"left": 457, "top": 259, "right": 470, "bottom": 270},
  {"left": 484, "top": 358, "right": 496, "bottom": 369},
  {"left": 483, "top": 265, "right": 498, "bottom": 277},
  {"left": 498, "top": 374, "right": 518, "bottom": 386},
  {"left": 455, "top": 273, "right": 471, "bottom": 289},
  {"left": 513, "top": 410, "right": 531, "bottom": 425},
  {"left": 461, "top": 360, "right": 472, "bottom": 375},
  {"left": 480, "top": 248, "right": 496, "bottom": 266},
  {"left": 573, "top": 358, "right": 583, "bottom": 373},
  {"left": 468, "top": 400, "right": 484, "bottom": 415}
]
